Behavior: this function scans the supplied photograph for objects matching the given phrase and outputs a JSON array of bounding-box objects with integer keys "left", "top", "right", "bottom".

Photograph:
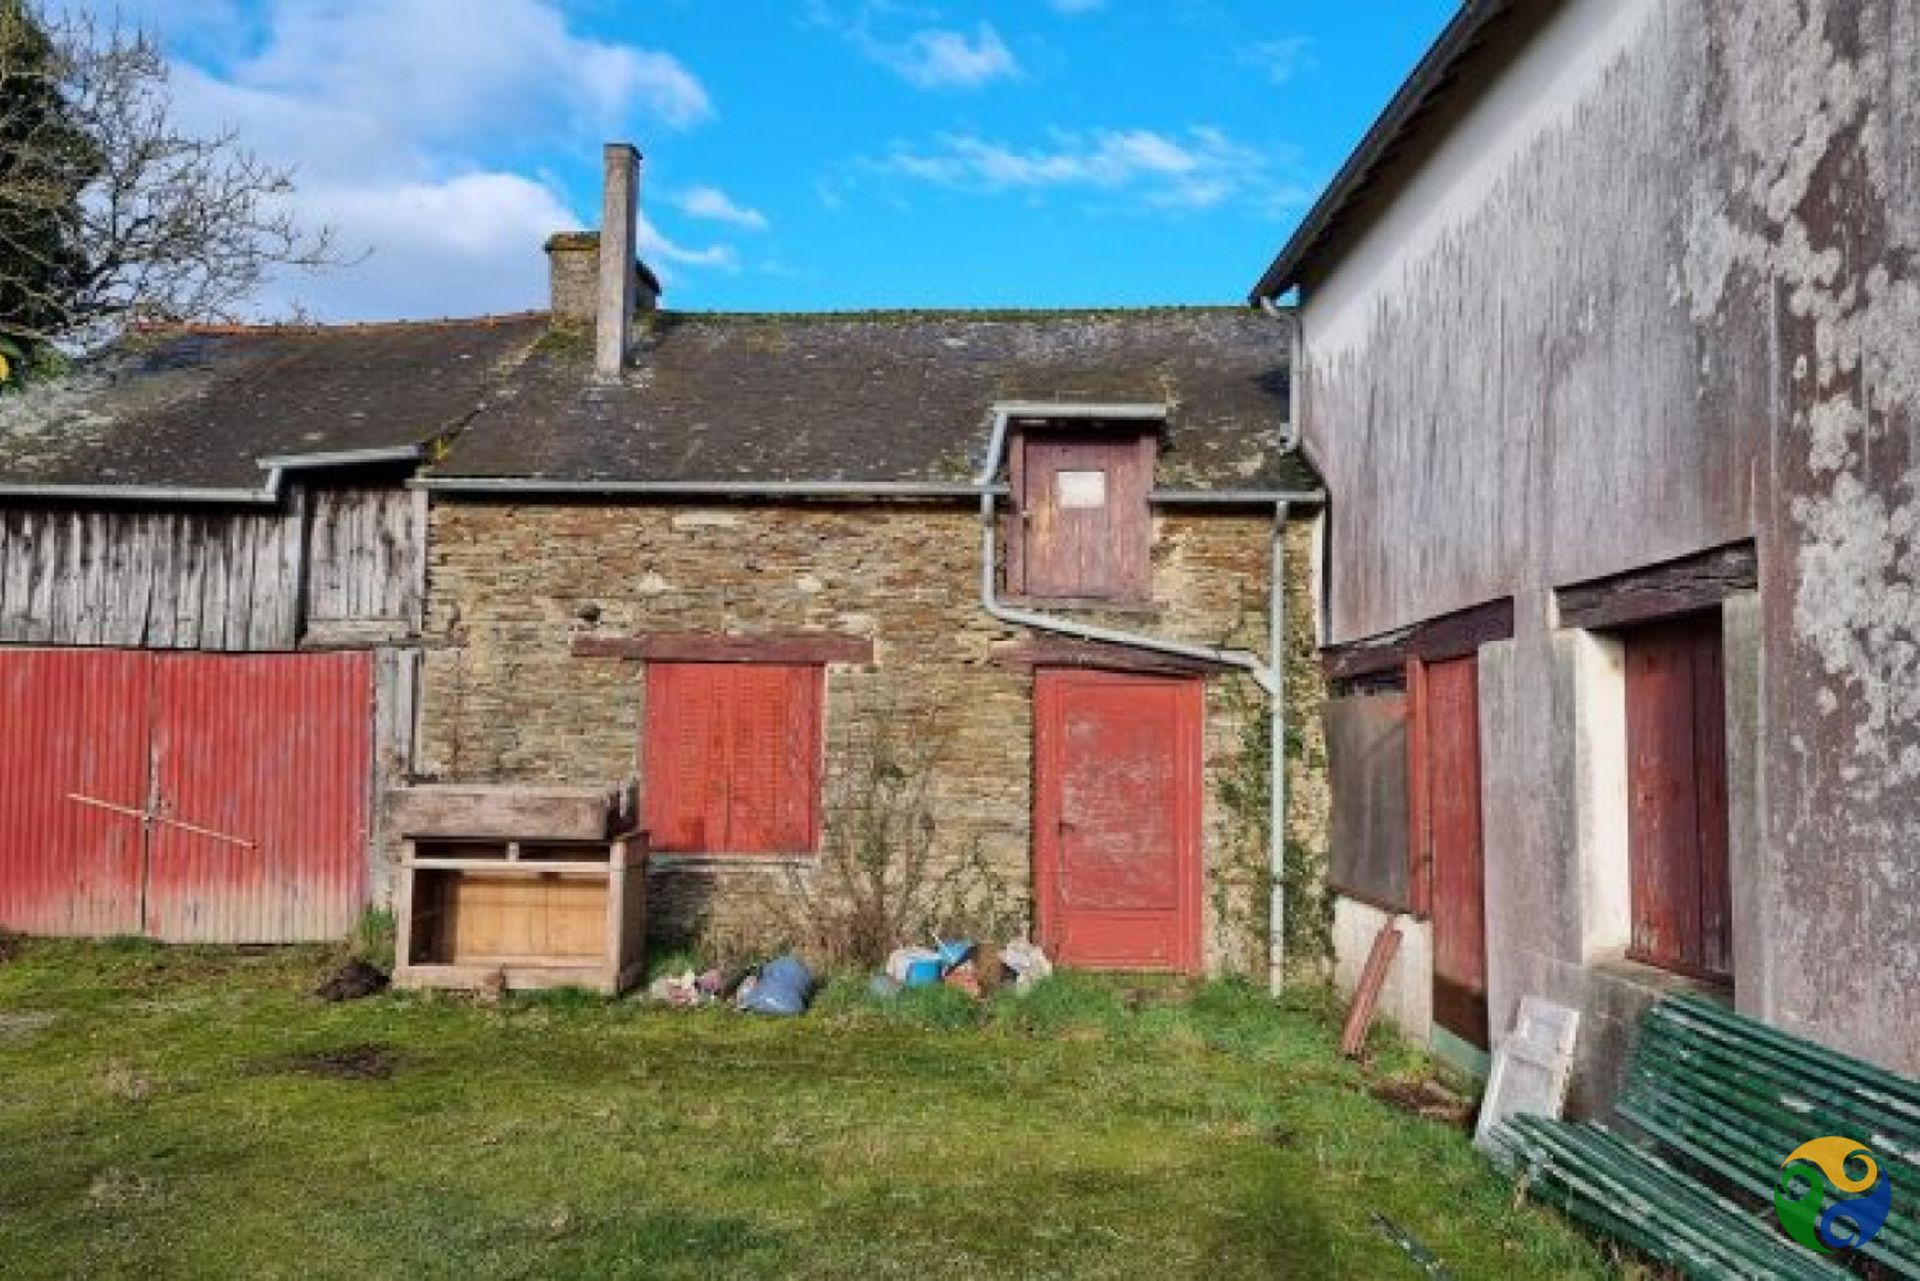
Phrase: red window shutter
[
  {"left": 644, "top": 662, "right": 822, "bottom": 855},
  {"left": 644, "top": 664, "right": 731, "bottom": 852}
]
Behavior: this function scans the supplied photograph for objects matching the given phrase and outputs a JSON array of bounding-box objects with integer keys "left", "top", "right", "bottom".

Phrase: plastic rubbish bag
[
  {"left": 1000, "top": 940, "right": 1054, "bottom": 992},
  {"left": 737, "top": 954, "right": 814, "bottom": 1015}
]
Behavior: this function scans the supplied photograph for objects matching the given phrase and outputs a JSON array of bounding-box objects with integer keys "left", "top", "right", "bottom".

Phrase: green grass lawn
[{"left": 0, "top": 939, "right": 1623, "bottom": 1279}]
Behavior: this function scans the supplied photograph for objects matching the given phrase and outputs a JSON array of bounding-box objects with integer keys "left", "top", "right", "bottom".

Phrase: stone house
[
  {"left": 417, "top": 147, "right": 1324, "bottom": 975},
  {"left": 0, "top": 144, "right": 1326, "bottom": 980},
  {"left": 1252, "top": 0, "right": 1919, "bottom": 1099}
]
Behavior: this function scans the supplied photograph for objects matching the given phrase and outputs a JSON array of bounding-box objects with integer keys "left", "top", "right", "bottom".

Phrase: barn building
[{"left": 1255, "top": 0, "right": 1919, "bottom": 1099}]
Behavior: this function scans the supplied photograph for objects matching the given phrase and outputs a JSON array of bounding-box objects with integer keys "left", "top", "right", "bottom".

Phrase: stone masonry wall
[{"left": 418, "top": 499, "right": 1324, "bottom": 975}]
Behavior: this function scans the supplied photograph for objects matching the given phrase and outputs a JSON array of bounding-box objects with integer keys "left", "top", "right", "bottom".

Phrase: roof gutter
[
  {"left": 255, "top": 444, "right": 427, "bottom": 472},
  {"left": 412, "top": 477, "right": 1008, "bottom": 499},
  {"left": 0, "top": 481, "right": 281, "bottom": 505},
  {"left": 1248, "top": 0, "right": 1517, "bottom": 301},
  {"left": 411, "top": 474, "right": 1322, "bottom": 505},
  {"left": 0, "top": 442, "right": 430, "bottom": 506}
]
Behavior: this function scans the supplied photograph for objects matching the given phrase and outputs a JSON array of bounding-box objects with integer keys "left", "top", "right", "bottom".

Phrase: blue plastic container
[{"left": 903, "top": 956, "right": 944, "bottom": 987}]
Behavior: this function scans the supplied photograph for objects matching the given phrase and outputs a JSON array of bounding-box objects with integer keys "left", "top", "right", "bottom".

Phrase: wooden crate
[{"left": 392, "top": 831, "right": 647, "bottom": 996}]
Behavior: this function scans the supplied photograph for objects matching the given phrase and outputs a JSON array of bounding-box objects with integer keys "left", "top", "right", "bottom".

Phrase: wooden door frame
[{"left": 1032, "top": 667, "right": 1205, "bottom": 973}]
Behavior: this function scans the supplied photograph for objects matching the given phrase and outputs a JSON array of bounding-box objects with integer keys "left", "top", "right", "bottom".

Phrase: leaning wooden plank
[{"left": 1340, "top": 919, "right": 1402, "bottom": 1058}]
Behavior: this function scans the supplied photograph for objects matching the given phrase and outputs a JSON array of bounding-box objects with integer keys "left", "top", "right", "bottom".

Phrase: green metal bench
[{"left": 1488, "top": 995, "right": 1920, "bottom": 1279}]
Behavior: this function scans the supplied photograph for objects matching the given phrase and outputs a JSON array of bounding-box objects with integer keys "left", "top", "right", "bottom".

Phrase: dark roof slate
[
  {"left": 0, "top": 306, "right": 1313, "bottom": 495},
  {"left": 0, "top": 315, "right": 545, "bottom": 492},
  {"left": 434, "top": 307, "right": 1312, "bottom": 491}
]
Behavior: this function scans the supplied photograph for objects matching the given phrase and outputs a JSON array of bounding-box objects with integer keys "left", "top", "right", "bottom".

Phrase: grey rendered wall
[{"left": 1299, "top": 0, "right": 1919, "bottom": 1079}]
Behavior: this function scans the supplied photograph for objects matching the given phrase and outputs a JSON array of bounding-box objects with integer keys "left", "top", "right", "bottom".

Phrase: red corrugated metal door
[
  {"left": 0, "top": 649, "right": 371, "bottom": 942},
  {"left": 1624, "top": 612, "right": 1731, "bottom": 980},
  {"left": 146, "top": 652, "right": 373, "bottom": 943},
  {"left": 1410, "top": 656, "right": 1488, "bottom": 1049},
  {"left": 0, "top": 650, "right": 149, "bottom": 936},
  {"left": 1035, "top": 670, "right": 1202, "bottom": 972}
]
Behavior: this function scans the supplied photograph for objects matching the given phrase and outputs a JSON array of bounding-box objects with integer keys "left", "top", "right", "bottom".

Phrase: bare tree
[{"left": 0, "top": 3, "right": 339, "bottom": 356}]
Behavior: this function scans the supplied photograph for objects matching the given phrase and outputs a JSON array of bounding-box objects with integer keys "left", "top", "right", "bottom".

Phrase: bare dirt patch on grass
[
  {"left": 1369, "top": 1075, "right": 1477, "bottom": 1128},
  {"left": 274, "top": 1042, "right": 401, "bottom": 1081}
]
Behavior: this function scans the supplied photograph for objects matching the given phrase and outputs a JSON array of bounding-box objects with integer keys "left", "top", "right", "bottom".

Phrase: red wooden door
[
  {"left": 1624, "top": 612, "right": 1730, "bottom": 980},
  {"left": 1034, "top": 670, "right": 1202, "bottom": 972},
  {"left": 147, "top": 652, "right": 373, "bottom": 943},
  {"left": 1013, "top": 430, "right": 1153, "bottom": 599},
  {"left": 0, "top": 650, "right": 149, "bottom": 936},
  {"left": 1410, "top": 656, "right": 1488, "bottom": 1049}
]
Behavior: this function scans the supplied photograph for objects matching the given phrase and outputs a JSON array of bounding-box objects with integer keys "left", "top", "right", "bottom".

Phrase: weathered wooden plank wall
[
  {"left": 305, "top": 486, "right": 423, "bottom": 634},
  {"left": 0, "top": 484, "right": 423, "bottom": 650}
]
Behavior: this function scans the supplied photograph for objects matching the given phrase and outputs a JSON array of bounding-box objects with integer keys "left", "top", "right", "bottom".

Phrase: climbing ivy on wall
[{"left": 1214, "top": 529, "right": 1332, "bottom": 977}]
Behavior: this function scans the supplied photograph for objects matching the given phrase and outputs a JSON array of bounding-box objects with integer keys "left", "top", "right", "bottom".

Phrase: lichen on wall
[{"left": 1298, "top": 0, "right": 1919, "bottom": 1072}]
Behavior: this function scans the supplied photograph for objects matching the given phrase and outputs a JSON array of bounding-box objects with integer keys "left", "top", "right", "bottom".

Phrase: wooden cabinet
[{"left": 389, "top": 785, "right": 647, "bottom": 995}]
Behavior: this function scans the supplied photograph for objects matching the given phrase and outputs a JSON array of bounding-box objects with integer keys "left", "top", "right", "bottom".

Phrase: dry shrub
[{"left": 778, "top": 695, "right": 1020, "bottom": 968}]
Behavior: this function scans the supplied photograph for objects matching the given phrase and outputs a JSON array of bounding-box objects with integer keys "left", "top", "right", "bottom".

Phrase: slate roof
[
  {"left": 0, "top": 306, "right": 1315, "bottom": 496},
  {"left": 0, "top": 315, "right": 545, "bottom": 493},
  {"left": 435, "top": 307, "right": 1311, "bottom": 491}
]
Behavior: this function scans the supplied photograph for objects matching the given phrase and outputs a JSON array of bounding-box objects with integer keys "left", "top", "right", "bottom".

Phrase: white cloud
[
  {"left": 640, "top": 212, "right": 741, "bottom": 273},
  {"left": 809, "top": 5, "right": 1018, "bottom": 90},
  {"left": 1047, "top": 0, "right": 1105, "bottom": 13},
  {"left": 287, "top": 174, "right": 580, "bottom": 319},
  {"left": 224, "top": 0, "right": 711, "bottom": 139},
  {"left": 60, "top": 0, "right": 727, "bottom": 320},
  {"left": 1243, "top": 37, "right": 1315, "bottom": 87},
  {"left": 877, "top": 126, "right": 1275, "bottom": 211},
  {"left": 880, "top": 24, "right": 1018, "bottom": 88},
  {"left": 670, "top": 186, "right": 771, "bottom": 232}
]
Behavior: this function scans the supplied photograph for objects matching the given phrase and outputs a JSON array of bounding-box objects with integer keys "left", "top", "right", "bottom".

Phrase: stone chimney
[
  {"left": 542, "top": 141, "right": 659, "bottom": 374},
  {"left": 597, "top": 142, "right": 641, "bottom": 378},
  {"left": 544, "top": 231, "right": 601, "bottom": 322}
]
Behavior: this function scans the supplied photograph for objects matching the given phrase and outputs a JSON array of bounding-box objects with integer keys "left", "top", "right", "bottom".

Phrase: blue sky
[{"left": 70, "top": 1, "right": 1457, "bottom": 319}]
